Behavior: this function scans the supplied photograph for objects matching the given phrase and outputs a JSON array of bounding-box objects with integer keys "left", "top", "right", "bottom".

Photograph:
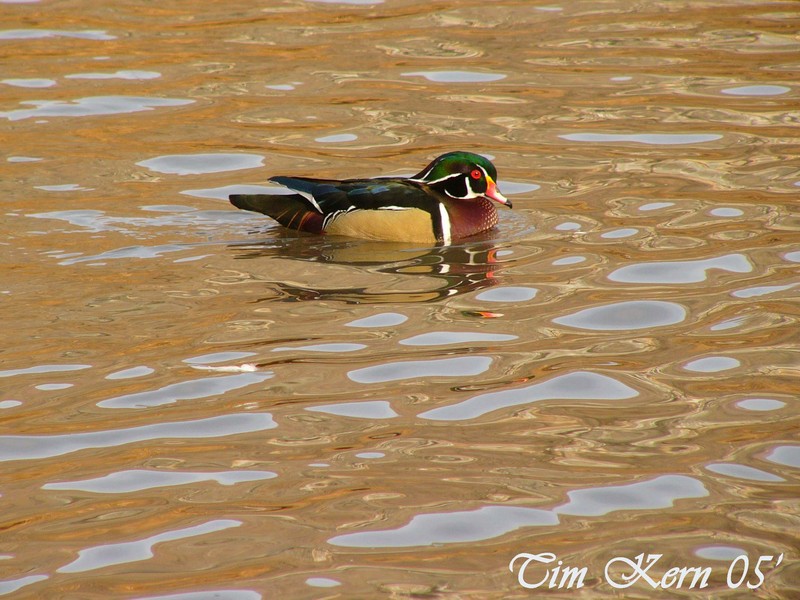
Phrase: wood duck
[{"left": 229, "top": 151, "right": 511, "bottom": 244}]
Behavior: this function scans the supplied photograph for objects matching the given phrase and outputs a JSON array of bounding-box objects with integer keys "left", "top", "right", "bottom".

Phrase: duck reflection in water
[{"left": 228, "top": 233, "right": 507, "bottom": 304}]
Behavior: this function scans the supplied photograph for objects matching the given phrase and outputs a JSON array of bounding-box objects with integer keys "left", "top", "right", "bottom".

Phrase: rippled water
[{"left": 2, "top": 0, "right": 798, "bottom": 598}]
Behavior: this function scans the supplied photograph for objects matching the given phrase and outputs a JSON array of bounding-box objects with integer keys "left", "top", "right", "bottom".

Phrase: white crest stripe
[{"left": 408, "top": 172, "right": 463, "bottom": 185}]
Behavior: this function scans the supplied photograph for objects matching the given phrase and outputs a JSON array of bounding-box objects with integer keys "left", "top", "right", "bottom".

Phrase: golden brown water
[{"left": 1, "top": 1, "right": 798, "bottom": 598}]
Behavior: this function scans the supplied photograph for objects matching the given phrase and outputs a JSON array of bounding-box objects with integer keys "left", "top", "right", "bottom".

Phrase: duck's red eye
[{"left": 470, "top": 169, "right": 482, "bottom": 180}]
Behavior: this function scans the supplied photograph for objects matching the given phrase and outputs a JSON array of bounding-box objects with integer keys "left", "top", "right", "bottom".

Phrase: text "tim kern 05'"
[{"left": 509, "top": 551, "right": 784, "bottom": 590}]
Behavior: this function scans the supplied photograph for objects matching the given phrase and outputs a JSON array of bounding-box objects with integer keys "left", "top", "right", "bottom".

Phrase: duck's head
[{"left": 412, "top": 151, "right": 511, "bottom": 208}]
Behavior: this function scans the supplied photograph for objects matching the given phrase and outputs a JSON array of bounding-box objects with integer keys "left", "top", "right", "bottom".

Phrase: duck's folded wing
[
  {"left": 271, "top": 177, "right": 434, "bottom": 211},
  {"left": 274, "top": 177, "right": 444, "bottom": 242}
]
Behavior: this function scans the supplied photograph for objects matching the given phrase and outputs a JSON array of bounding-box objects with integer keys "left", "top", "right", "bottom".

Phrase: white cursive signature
[{"left": 510, "top": 551, "right": 785, "bottom": 591}]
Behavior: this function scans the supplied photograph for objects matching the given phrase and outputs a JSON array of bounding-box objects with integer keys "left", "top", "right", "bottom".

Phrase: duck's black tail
[{"left": 229, "top": 194, "right": 324, "bottom": 233}]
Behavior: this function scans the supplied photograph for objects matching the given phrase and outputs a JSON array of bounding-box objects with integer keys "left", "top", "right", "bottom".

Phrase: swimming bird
[{"left": 229, "top": 151, "right": 511, "bottom": 244}]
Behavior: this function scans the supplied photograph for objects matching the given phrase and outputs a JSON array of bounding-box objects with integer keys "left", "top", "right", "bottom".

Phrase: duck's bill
[{"left": 485, "top": 178, "right": 512, "bottom": 208}]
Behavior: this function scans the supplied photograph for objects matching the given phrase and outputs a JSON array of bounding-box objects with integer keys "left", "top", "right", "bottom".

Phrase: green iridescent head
[{"left": 413, "top": 151, "right": 510, "bottom": 207}]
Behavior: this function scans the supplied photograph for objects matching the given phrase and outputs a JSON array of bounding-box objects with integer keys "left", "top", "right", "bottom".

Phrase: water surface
[{"left": 1, "top": 0, "right": 798, "bottom": 598}]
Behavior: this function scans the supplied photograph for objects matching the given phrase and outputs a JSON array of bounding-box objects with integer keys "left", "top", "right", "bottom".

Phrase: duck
[{"left": 229, "top": 151, "right": 511, "bottom": 244}]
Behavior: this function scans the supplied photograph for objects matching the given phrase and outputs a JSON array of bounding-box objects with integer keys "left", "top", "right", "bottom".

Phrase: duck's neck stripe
[
  {"left": 446, "top": 187, "right": 481, "bottom": 200},
  {"left": 438, "top": 203, "right": 452, "bottom": 244}
]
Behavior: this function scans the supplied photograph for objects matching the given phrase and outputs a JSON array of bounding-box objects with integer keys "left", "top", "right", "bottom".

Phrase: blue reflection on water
[
  {"left": 315, "top": 133, "right": 358, "bottom": 143},
  {"left": 419, "top": 371, "right": 638, "bottom": 421},
  {"left": 97, "top": 372, "right": 273, "bottom": 408},
  {"left": 346, "top": 312, "right": 408, "bottom": 328},
  {"left": 402, "top": 70, "right": 506, "bottom": 83},
  {"left": 58, "top": 519, "right": 242, "bottom": 573},
  {"left": 721, "top": 85, "right": 790, "bottom": 96},
  {"left": 44, "top": 469, "right": 278, "bottom": 493},
  {"left": 349, "top": 356, "right": 492, "bottom": 384},
  {"left": 765, "top": 445, "right": 800, "bottom": 468},
  {"left": 306, "top": 400, "right": 398, "bottom": 419},
  {"left": 399, "top": 331, "right": 517, "bottom": 346},
  {"left": 65, "top": 70, "right": 160, "bottom": 80},
  {"left": 705, "top": 463, "right": 784, "bottom": 483},
  {"left": 683, "top": 356, "right": 740, "bottom": 373},
  {"left": 1, "top": 78, "right": 56, "bottom": 88},
  {"left": 609, "top": 253, "right": 752, "bottom": 284},
  {"left": 329, "top": 475, "right": 707, "bottom": 547},
  {"left": 0, "top": 96, "right": 193, "bottom": 121},
  {"left": 137, "top": 153, "right": 264, "bottom": 175},
  {"left": 554, "top": 300, "right": 686, "bottom": 331},
  {"left": 560, "top": 132, "right": 722, "bottom": 145},
  {"left": 0, "top": 364, "right": 90, "bottom": 378},
  {"left": 0, "top": 413, "right": 277, "bottom": 461},
  {"left": 0, "top": 29, "right": 116, "bottom": 40}
]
